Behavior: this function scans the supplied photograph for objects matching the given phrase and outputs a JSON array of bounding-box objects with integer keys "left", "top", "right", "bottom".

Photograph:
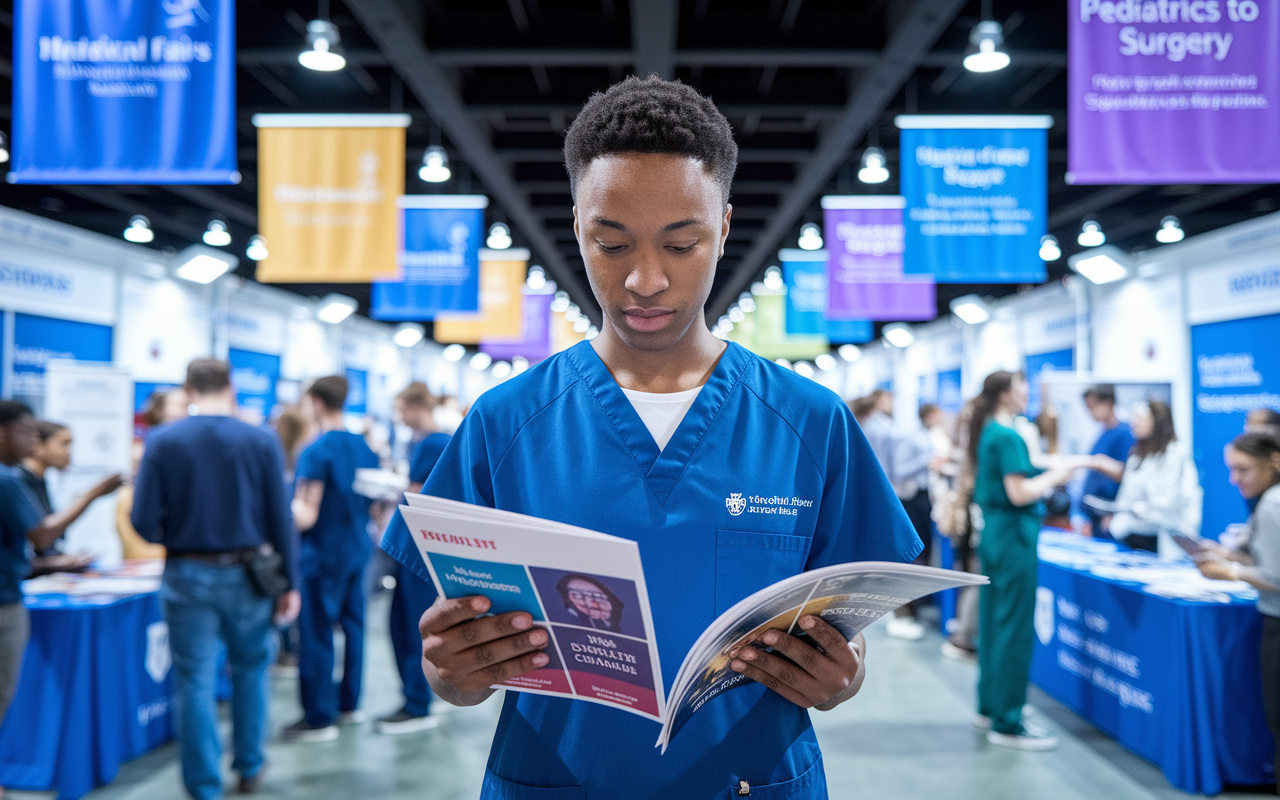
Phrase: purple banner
[
  {"left": 480, "top": 291, "right": 552, "bottom": 362},
  {"left": 1068, "top": 0, "right": 1280, "bottom": 184},
  {"left": 822, "top": 197, "right": 937, "bottom": 321}
]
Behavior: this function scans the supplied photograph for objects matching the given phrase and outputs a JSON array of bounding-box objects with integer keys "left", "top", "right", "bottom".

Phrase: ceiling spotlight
[
  {"left": 526, "top": 265, "right": 546, "bottom": 291},
  {"left": 1068, "top": 245, "right": 1133, "bottom": 285},
  {"left": 794, "top": 362, "right": 815, "bottom": 378},
  {"left": 798, "top": 223, "right": 824, "bottom": 251},
  {"left": 418, "top": 146, "right": 451, "bottom": 183},
  {"left": 0, "top": 132, "right": 9, "bottom": 163},
  {"left": 565, "top": 304, "right": 581, "bottom": 323},
  {"left": 728, "top": 306, "right": 745, "bottom": 323},
  {"left": 838, "top": 343, "right": 862, "bottom": 362},
  {"left": 858, "top": 147, "right": 890, "bottom": 184},
  {"left": 738, "top": 292, "right": 756, "bottom": 313},
  {"left": 573, "top": 318, "right": 590, "bottom": 333},
  {"left": 963, "top": 20, "right": 1011, "bottom": 73},
  {"left": 586, "top": 325, "right": 599, "bottom": 340},
  {"left": 123, "top": 215, "right": 154, "bottom": 244},
  {"left": 950, "top": 293, "right": 992, "bottom": 325},
  {"left": 717, "top": 315, "right": 734, "bottom": 334},
  {"left": 512, "top": 356, "right": 530, "bottom": 374},
  {"left": 486, "top": 222, "right": 512, "bottom": 250},
  {"left": 316, "top": 293, "right": 358, "bottom": 323},
  {"left": 550, "top": 290, "right": 570, "bottom": 313},
  {"left": 470, "top": 352, "right": 492, "bottom": 371},
  {"left": 1078, "top": 219, "right": 1105, "bottom": 247},
  {"left": 763, "top": 266, "right": 784, "bottom": 291},
  {"left": 393, "top": 322, "right": 425, "bottom": 348},
  {"left": 246, "top": 235, "right": 268, "bottom": 261},
  {"left": 1038, "top": 234, "right": 1061, "bottom": 261},
  {"left": 882, "top": 322, "right": 915, "bottom": 348},
  {"left": 775, "top": 358, "right": 793, "bottom": 370},
  {"left": 202, "top": 220, "right": 231, "bottom": 247},
  {"left": 1156, "top": 215, "right": 1185, "bottom": 244},
  {"left": 815, "top": 353, "right": 837, "bottom": 371},
  {"left": 442, "top": 343, "right": 466, "bottom": 362},
  {"left": 491, "top": 361, "right": 512, "bottom": 379},
  {"left": 299, "top": 19, "right": 346, "bottom": 71}
]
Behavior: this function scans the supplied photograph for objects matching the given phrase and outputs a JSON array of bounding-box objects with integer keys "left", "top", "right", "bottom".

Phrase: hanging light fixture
[
  {"left": 763, "top": 266, "right": 784, "bottom": 291},
  {"left": 550, "top": 290, "right": 570, "bottom": 313},
  {"left": 419, "top": 146, "right": 451, "bottom": 183},
  {"left": 858, "top": 147, "right": 890, "bottom": 184},
  {"left": 1038, "top": 234, "right": 1061, "bottom": 261},
  {"left": 123, "top": 215, "right": 154, "bottom": 243},
  {"left": 491, "top": 361, "right": 512, "bottom": 379},
  {"left": 299, "top": 19, "right": 346, "bottom": 72},
  {"left": 838, "top": 343, "right": 862, "bottom": 362},
  {"left": 202, "top": 220, "right": 231, "bottom": 247},
  {"left": 882, "top": 322, "right": 916, "bottom": 348},
  {"left": 470, "top": 352, "right": 492, "bottom": 371},
  {"left": 442, "top": 343, "right": 466, "bottom": 362},
  {"left": 738, "top": 292, "right": 756, "bottom": 313},
  {"left": 963, "top": 20, "right": 1011, "bottom": 73},
  {"left": 245, "top": 235, "right": 269, "bottom": 261},
  {"left": 486, "top": 222, "right": 513, "bottom": 250},
  {"left": 526, "top": 265, "right": 546, "bottom": 291},
  {"left": 393, "top": 323, "right": 425, "bottom": 348},
  {"left": 0, "top": 132, "right": 10, "bottom": 164},
  {"left": 316, "top": 293, "right": 358, "bottom": 323},
  {"left": 815, "top": 353, "right": 837, "bottom": 371},
  {"left": 1155, "top": 215, "right": 1185, "bottom": 244},
  {"left": 798, "top": 223, "right": 824, "bottom": 250},
  {"left": 1077, "top": 219, "right": 1105, "bottom": 247}
]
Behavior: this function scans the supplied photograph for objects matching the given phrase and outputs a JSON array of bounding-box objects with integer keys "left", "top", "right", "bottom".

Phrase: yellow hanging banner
[
  {"left": 433, "top": 249, "right": 528, "bottom": 344},
  {"left": 252, "top": 114, "right": 409, "bottom": 283},
  {"left": 550, "top": 311, "right": 587, "bottom": 354}
]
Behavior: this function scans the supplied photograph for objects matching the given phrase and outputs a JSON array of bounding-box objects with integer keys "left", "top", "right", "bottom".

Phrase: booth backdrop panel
[
  {"left": 1032, "top": 560, "right": 1271, "bottom": 795},
  {"left": 228, "top": 348, "right": 280, "bottom": 422},
  {"left": 1026, "top": 348, "right": 1074, "bottom": 419},
  {"left": 12, "top": 313, "right": 113, "bottom": 409},
  {"left": 344, "top": 368, "right": 368, "bottom": 414},
  {"left": 1191, "top": 312, "right": 1280, "bottom": 539}
]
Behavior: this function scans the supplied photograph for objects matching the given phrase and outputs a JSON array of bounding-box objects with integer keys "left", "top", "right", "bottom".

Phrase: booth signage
[
  {"left": 11, "top": 0, "right": 237, "bottom": 183},
  {"left": 1186, "top": 252, "right": 1280, "bottom": 324},
  {"left": 433, "top": 249, "right": 528, "bottom": 345},
  {"left": 221, "top": 303, "right": 284, "bottom": 354},
  {"left": 372, "top": 196, "right": 488, "bottom": 320},
  {"left": 253, "top": 114, "right": 408, "bottom": 283},
  {"left": 1026, "top": 348, "right": 1075, "bottom": 418},
  {"left": 228, "top": 348, "right": 280, "bottom": 422},
  {"left": 0, "top": 248, "right": 119, "bottom": 324},
  {"left": 344, "top": 368, "right": 368, "bottom": 414},
  {"left": 821, "top": 197, "right": 937, "bottom": 321},
  {"left": 1067, "top": 0, "right": 1280, "bottom": 184},
  {"left": 897, "top": 117, "right": 1050, "bottom": 283},
  {"left": 779, "top": 250, "right": 873, "bottom": 343},
  {"left": 12, "top": 312, "right": 113, "bottom": 407}
]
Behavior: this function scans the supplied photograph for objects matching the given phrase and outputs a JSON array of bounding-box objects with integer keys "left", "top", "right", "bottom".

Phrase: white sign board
[
  {"left": 0, "top": 245, "right": 118, "bottom": 325},
  {"left": 1186, "top": 250, "right": 1280, "bottom": 326},
  {"left": 116, "top": 275, "right": 213, "bottom": 383}
]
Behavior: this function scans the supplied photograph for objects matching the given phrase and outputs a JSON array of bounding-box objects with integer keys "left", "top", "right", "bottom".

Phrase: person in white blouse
[{"left": 1092, "top": 399, "right": 1202, "bottom": 558}]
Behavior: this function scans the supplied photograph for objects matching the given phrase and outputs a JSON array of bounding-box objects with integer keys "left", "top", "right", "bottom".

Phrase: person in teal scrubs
[
  {"left": 969, "top": 371, "right": 1076, "bottom": 751},
  {"left": 380, "top": 76, "right": 922, "bottom": 798}
]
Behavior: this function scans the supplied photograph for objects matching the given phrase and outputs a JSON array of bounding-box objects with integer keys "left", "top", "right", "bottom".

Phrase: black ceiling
[{"left": 1, "top": 0, "right": 1276, "bottom": 336}]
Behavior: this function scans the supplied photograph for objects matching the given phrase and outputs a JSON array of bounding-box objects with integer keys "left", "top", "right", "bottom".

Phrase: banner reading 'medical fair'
[
  {"left": 898, "top": 116, "right": 1050, "bottom": 284},
  {"left": 1068, "top": 0, "right": 1280, "bottom": 184},
  {"left": 11, "top": 0, "right": 237, "bottom": 183},
  {"left": 821, "top": 196, "right": 936, "bottom": 321},
  {"left": 254, "top": 114, "right": 408, "bottom": 283},
  {"left": 371, "top": 195, "right": 488, "bottom": 320}
]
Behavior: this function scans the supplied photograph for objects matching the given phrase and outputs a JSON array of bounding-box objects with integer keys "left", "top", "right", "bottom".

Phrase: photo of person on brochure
[
  {"left": 557, "top": 573, "right": 625, "bottom": 632},
  {"left": 529, "top": 567, "right": 647, "bottom": 638}
]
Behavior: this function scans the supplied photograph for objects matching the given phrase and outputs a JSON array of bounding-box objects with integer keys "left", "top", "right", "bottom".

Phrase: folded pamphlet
[{"left": 398, "top": 495, "right": 988, "bottom": 751}]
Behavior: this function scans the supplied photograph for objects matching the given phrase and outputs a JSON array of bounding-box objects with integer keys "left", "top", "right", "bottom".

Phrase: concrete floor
[{"left": 12, "top": 594, "right": 1268, "bottom": 800}]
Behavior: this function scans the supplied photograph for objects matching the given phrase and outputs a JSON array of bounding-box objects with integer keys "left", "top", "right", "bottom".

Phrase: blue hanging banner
[
  {"left": 779, "top": 249, "right": 873, "bottom": 344},
  {"left": 11, "top": 0, "right": 238, "bottom": 184},
  {"left": 897, "top": 115, "right": 1050, "bottom": 283},
  {"left": 371, "top": 196, "right": 489, "bottom": 320},
  {"left": 228, "top": 348, "right": 280, "bottom": 422}
]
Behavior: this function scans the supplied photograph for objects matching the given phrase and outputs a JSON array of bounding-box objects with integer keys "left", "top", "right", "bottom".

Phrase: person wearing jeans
[{"left": 133, "top": 361, "right": 300, "bottom": 799}]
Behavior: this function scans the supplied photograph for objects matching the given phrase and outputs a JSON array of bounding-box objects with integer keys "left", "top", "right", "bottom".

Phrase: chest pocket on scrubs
[{"left": 714, "top": 529, "right": 812, "bottom": 617}]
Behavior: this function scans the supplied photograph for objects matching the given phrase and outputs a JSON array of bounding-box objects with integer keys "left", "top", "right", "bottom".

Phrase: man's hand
[
  {"left": 1197, "top": 558, "right": 1238, "bottom": 581},
  {"left": 728, "top": 616, "right": 866, "bottom": 711},
  {"left": 91, "top": 474, "right": 125, "bottom": 499},
  {"left": 419, "top": 595, "right": 551, "bottom": 706},
  {"left": 274, "top": 589, "right": 301, "bottom": 625}
]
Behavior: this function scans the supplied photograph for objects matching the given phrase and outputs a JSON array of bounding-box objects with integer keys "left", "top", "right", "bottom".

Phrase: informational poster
[
  {"left": 938, "top": 369, "right": 964, "bottom": 414},
  {"left": 228, "top": 348, "right": 280, "bottom": 424},
  {"left": 254, "top": 114, "right": 408, "bottom": 283},
  {"left": 1191, "top": 312, "right": 1280, "bottom": 539},
  {"left": 780, "top": 250, "right": 874, "bottom": 343},
  {"left": 10, "top": 0, "right": 237, "bottom": 184},
  {"left": 481, "top": 291, "right": 554, "bottom": 362},
  {"left": 115, "top": 275, "right": 212, "bottom": 383},
  {"left": 344, "top": 368, "right": 368, "bottom": 414},
  {"left": 820, "top": 196, "right": 936, "bottom": 320},
  {"left": 372, "top": 196, "right": 488, "bottom": 320},
  {"left": 1068, "top": 0, "right": 1280, "bottom": 184},
  {"left": 433, "top": 250, "right": 527, "bottom": 345},
  {"left": 1026, "top": 348, "right": 1075, "bottom": 419},
  {"left": 12, "top": 312, "right": 113, "bottom": 413},
  {"left": 898, "top": 116, "right": 1050, "bottom": 283}
]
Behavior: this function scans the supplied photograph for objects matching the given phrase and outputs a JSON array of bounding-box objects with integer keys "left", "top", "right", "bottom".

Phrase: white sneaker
[
  {"left": 885, "top": 617, "right": 926, "bottom": 641},
  {"left": 940, "top": 641, "right": 976, "bottom": 663},
  {"left": 973, "top": 705, "right": 1036, "bottom": 730},
  {"left": 986, "top": 722, "right": 1058, "bottom": 751},
  {"left": 339, "top": 710, "right": 367, "bottom": 725}
]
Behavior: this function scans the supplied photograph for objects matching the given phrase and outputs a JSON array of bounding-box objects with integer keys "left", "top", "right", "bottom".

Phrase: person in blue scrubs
[
  {"left": 380, "top": 76, "right": 921, "bottom": 799},
  {"left": 1071, "top": 384, "right": 1134, "bottom": 537},
  {"left": 285, "top": 376, "right": 379, "bottom": 742}
]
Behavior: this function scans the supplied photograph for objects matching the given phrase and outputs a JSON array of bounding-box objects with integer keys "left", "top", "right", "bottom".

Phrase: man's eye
[
  {"left": 667, "top": 242, "right": 697, "bottom": 253},
  {"left": 596, "top": 242, "right": 626, "bottom": 253}
]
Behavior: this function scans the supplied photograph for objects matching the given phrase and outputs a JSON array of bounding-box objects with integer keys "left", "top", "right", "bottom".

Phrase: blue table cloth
[
  {"left": 0, "top": 592, "right": 174, "bottom": 800},
  {"left": 1031, "top": 557, "right": 1273, "bottom": 795}
]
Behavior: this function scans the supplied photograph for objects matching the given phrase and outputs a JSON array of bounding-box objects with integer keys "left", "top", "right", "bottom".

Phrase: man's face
[
  {"left": 1084, "top": 396, "right": 1113, "bottom": 423},
  {"left": 573, "top": 153, "right": 731, "bottom": 352},
  {"left": 0, "top": 415, "right": 38, "bottom": 466},
  {"left": 565, "top": 578, "right": 613, "bottom": 622}
]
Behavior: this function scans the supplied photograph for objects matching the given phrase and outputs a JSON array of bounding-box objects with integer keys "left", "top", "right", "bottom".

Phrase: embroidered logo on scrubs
[{"left": 725, "top": 493, "right": 747, "bottom": 516}]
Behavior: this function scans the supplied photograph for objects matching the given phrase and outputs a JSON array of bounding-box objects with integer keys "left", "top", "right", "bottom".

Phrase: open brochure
[{"left": 398, "top": 495, "right": 988, "bottom": 751}]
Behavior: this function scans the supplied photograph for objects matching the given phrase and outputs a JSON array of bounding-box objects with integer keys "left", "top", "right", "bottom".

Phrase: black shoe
[
  {"left": 282, "top": 718, "right": 339, "bottom": 743},
  {"left": 238, "top": 765, "right": 266, "bottom": 794},
  {"left": 374, "top": 708, "right": 441, "bottom": 734}
]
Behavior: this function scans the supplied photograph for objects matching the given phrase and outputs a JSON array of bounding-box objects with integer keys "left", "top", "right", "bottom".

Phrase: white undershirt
[{"left": 620, "top": 385, "right": 704, "bottom": 452}]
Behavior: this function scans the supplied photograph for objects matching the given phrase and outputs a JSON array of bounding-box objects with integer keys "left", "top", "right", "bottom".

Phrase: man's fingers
[
  {"left": 796, "top": 616, "right": 859, "bottom": 665},
  {"left": 455, "top": 625, "right": 549, "bottom": 672},
  {"left": 732, "top": 644, "right": 825, "bottom": 702},
  {"left": 424, "top": 609, "right": 540, "bottom": 658},
  {"left": 729, "top": 657, "right": 814, "bottom": 708},
  {"left": 420, "top": 595, "right": 491, "bottom": 637},
  {"left": 478, "top": 650, "right": 552, "bottom": 686}
]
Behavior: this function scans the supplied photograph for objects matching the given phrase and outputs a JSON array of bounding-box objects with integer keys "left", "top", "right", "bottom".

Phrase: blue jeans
[
  {"left": 389, "top": 562, "right": 434, "bottom": 716},
  {"left": 161, "top": 559, "right": 274, "bottom": 800},
  {"left": 299, "top": 568, "right": 366, "bottom": 726}
]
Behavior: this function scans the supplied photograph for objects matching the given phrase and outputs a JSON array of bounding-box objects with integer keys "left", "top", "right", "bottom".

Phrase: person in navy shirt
[
  {"left": 1071, "top": 384, "right": 1135, "bottom": 537},
  {"left": 131, "top": 360, "right": 300, "bottom": 799},
  {"left": 380, "top": 76, "right": 920, "bottom": 799},
  {"left": 286, "top": 375, "right": 379, "bottom": 741}
]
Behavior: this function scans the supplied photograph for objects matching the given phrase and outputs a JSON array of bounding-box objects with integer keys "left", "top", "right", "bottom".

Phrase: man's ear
[
  {"left": 572, "top": 206, "right": 580, "bottom": 243},
  {"left": 719, "top": 203, "right": 733, "bottom": 261}
]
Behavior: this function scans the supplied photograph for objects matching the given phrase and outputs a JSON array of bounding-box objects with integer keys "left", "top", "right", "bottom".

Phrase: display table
[
  {"left": 1031, "top": 533, "right": 1273, "bottom": 795},
  {"left": 0, "top": 572, "right": 174, "bottom": 800}
]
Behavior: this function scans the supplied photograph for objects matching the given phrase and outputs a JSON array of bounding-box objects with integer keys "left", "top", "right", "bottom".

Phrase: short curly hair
[{"left": 564, "top": 75, "right": 738, "bottom": 205}]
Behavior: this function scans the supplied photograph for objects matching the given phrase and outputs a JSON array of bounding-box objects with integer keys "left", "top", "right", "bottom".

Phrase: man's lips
[{"left": 623, "top": 307, "right": 675, "bottom": 332}]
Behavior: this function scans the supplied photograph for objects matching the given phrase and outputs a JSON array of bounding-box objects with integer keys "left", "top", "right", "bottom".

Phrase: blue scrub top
[
  {"left": 296, "top": 430, "right": 379, "bottom": 577},
  {"left": 409, "top": 432, "right": 451, "bottom": 485},
  {"left": 1073, "top": 422, "right": 1135, "bottom": 522},
  {"left": 382, "top": 341, "right": 921, "bottom": 799},
  {"left": 0, "top": 465, "right": 43, "bottom": 606}
]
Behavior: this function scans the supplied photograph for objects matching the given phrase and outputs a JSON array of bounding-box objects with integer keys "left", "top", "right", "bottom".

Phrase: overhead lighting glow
[
  {"left": 123, "top": 215, "right": 154, "bottom": 244},
  {"left": 586, "top": 325, "right": 599, "bottom": 340},
  {"left": 442, "top": 343, "right": 466, "bottom": 362},
  {"left": 202, "top": 220, "right": 231, "bottom": 247},
  {"left": 470, "top": 352, "right": 492, "bottom": 371},
  {"left": 798, "top": 223, "right": 824, "bottom": 250},
  {"left": 175, "top": 254, "right": 230, "bottom": 284},
  {"left": 298, "top": 20, "right": 346, "bottom": 71},
  {"left": 486, "top": 222, "right": 512, "bottom": 250},
  {"left": 858, "top": 147, "right": 890, "bottom": 184},
  {"left": 550, "top": 291, "right": 570, "bottom": 313},
  {"left": 1078, "top": 219, "right": 1105, "bottom": 247},
  {"left": 963, "top": 20, "right": 1011, "bottom": 73},
  {"left": 246, "top": 235, "right": 269, "bottom": 261},
  {"left": 512, "top": 356, "right": 530, "bottom": 374},
  {"left": 393, "top": 322, "right": 425, "bottom": 348},
  {"left": 491, "top": 361, "right": 512, "bottom": 379},
  {"left": 1069, "top": 245, "right": 1133, "bottom": 285},
  {"left": 763, "top": 266, "right": 784, "bottom": 292},
  {"left": 949, "top": 293, "right": 992, "bottom": 325},
  {"left": 526, "top": 265, "right": 546, "bottom": 290},
  {"left": 738, "top": 292, "right": 756, "bottom": 313},
  {"left": 0, "top": 132, "right": 9, "bottom": 163},
  {"left": 815, "top": 353, "right": 837, "bottom": 371},
  {"left": 728, "top": 306, "right": 745, "bottom": 323},
  {"left": 775, "top": 358, "right": 793, "bottom": 370},
  {"left": 794, "top": 362, "right": 815, "bottom": 378},
  {"left": 1156, "top": 215, "right": 1185, "bottom": 244},
  {"left": 838, "top": 344, "right": 862, "bottom": 362},
  {"left": 418, "top": 146, "right": 451, "bottom": 183},
  {"left": 1039, "top": 234, "right": 1061, "bottom": 261},
  {"left": 573, "top": 318, "right": 590, "bottom": 333},
  {"left": 883, "top": 322, "right": 915, "bottom": 348},
  {"left": 316, "top": 293, "right": 358, "bottom": 323}
]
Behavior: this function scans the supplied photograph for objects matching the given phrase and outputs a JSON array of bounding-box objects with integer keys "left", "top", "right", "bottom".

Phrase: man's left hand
[{"left": 729, "top": 616, "right": 865, "bottom": 711}]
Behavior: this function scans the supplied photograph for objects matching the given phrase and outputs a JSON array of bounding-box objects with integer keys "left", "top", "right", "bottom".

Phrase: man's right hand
[
  {"left": 419, "top": 595, "right": 550, "bottom": 706},
  {"left": 91, "top": 474, "right": 126, "bottom": 499}
]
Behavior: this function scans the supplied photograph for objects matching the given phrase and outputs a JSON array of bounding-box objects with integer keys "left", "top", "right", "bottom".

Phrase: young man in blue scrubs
[
  {"left": 381, "top": 76, "right": 921, "bottom": 798},
  {"left": 286, "top": 376, "right": 380, "bottom": 741},
  {"left": 1071, "top": 384, "right": 1134, "bottom": 537}
]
